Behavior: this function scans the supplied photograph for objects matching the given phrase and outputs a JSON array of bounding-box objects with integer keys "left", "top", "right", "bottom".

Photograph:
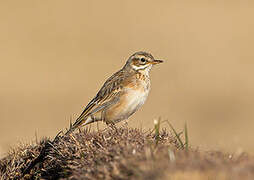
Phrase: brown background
[{"left": 0, "top": 0, "right": 254, "bottom": 157}]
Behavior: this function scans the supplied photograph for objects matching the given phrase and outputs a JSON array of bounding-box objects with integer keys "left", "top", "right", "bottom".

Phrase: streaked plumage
[{"left": 66, "top": 51, "right": 163, "bottom": 135}]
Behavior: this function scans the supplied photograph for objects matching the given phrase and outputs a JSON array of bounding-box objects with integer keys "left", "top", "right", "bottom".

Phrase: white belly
[{"left": 123, "top": 88, "right": 149, "bottom": 117}]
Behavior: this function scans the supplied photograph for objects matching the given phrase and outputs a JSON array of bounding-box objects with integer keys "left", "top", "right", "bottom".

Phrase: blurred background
[{"left": 0, "top": 0, "right": 254, "bottom": 157}]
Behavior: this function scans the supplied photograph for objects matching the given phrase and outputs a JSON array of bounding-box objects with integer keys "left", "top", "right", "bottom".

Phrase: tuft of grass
[{"left": 165, "top": 121, "right": 189, "bottom": 150}]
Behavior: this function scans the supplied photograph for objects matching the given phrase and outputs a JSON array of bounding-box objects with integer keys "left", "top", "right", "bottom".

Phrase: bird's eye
[{"left": 140, "top": 58, "right": 146, "bottom": 63}]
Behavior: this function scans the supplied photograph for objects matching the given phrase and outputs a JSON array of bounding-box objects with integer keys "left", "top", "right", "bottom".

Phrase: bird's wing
[{"left": 68, "top": 69, "right": 127, "bottom": 132}]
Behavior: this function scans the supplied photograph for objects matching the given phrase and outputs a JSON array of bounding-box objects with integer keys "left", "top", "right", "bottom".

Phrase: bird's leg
[{"left": 102, "top": 110, "right": 118, "bottom": 133}]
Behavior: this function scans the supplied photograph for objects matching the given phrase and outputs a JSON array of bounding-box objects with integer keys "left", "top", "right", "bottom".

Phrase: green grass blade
[
  {"left": 166, "top": 121, "right": 185, "bottom": 149},
  {"left": 184, "top": 122, "right": 189, "bottom": 151},
  {"left": 154, "top": 118, "right": 161, "bottom": 145}
]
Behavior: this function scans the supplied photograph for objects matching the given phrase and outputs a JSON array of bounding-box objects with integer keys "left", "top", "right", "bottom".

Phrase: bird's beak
[{"left": 150, "top": 59, "right": 163, "bottom": 65}]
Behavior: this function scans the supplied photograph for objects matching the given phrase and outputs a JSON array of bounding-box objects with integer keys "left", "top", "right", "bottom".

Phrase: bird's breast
[{"left": 123, "top": 79, "right": 150, "bottom": 115}]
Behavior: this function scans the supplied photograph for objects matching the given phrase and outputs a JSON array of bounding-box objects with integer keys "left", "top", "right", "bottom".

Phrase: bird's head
[{"left": 124, "top": 51, "right": 163, "bottom": 73}]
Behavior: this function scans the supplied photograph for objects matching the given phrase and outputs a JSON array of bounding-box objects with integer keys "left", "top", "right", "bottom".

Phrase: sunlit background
[{"left": 1, "top": 0, "right": 254, "bottom": 157}]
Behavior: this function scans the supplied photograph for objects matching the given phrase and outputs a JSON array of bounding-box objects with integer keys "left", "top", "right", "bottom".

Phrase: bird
[{"left": 66, "top": 51, "right": 163, "bottom": 135}]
